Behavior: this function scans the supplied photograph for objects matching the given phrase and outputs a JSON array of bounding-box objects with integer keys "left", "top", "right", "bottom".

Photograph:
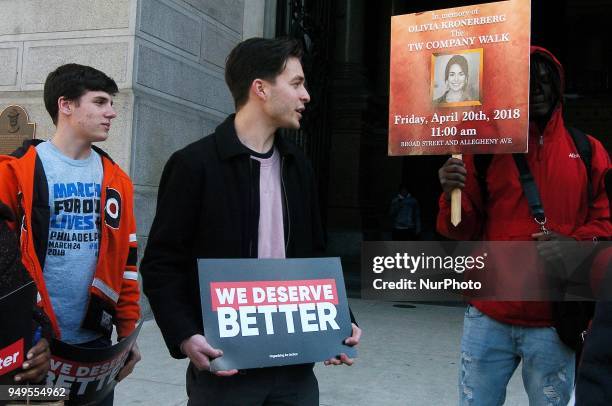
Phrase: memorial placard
[{"left": 389, "top": 0, "right": 531, "bottom": 155}]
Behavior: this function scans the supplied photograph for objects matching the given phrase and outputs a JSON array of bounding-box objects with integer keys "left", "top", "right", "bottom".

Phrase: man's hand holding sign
[
  {"left": 324, "top": 323, "right": 361, "bottom": 366},
  {"left": 115, "top": 341, "right": 142, "bottom": 381},
  {"left": 13, "top": 338, "right": 51, "bottom": 383},
  {"left": 180, "top": 334, "right": 238, "bottom": 376},
  {"left": 181, "top": 326, "right": 361, "bottom": 372},
  {"left": 181, "top": 322, "right": 361, "bottom": 374}
]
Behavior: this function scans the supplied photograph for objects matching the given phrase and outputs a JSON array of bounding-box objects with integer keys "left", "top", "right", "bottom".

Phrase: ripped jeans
[{"left": 459, "top": 305, "right": 575, "bottom": 406}]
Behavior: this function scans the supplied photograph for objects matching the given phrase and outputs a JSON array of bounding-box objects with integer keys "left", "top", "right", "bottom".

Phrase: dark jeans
[
  {"left": 186, "top": 363, "right": 318, "bottom": 406},
  {"left": 78, "top": 336, "right": 115, "bottom": 406}
]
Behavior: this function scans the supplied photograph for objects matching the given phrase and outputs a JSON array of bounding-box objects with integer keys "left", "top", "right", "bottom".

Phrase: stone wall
[
  {"left": 0, "top": 0, "right": 136, "bottom": 170},
  {"left": 130, "top": 1, "right": 244, "bottom": 297}
]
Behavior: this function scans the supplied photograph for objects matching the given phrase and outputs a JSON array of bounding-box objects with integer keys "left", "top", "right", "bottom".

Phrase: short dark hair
[
  {"left": 44, "top": 64, "right": 119, "bottom": 125},
  {"left": 225, "top": 37, "right": 303, "bottom": 109},
  {"left": 445, "top": 54, "right": 469, "bottom": 81}
]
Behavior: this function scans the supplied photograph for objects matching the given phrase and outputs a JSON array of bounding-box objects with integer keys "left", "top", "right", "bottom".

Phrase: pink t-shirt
[{"left": 251, "top": 148, "right": 285, "bottom": 258}]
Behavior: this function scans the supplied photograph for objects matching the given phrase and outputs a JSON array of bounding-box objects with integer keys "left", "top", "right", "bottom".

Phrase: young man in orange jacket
[{"left": 0, "top": 64, "right": 141, "bottom": 405}]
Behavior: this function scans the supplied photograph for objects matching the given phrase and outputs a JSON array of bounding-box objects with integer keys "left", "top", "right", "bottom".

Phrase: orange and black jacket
[{"left": 0, "top": 139, "right": 139, "bottom": 339}]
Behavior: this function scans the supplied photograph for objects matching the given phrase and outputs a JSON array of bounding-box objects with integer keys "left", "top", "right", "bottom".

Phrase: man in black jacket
[{"left": 140, "top": 37, "right": 361, "bottom": 405}]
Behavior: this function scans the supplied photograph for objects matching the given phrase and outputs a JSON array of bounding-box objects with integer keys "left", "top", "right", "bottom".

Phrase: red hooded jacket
[{"left": 437, "top": 47, "right": 612, "bottom": 326}]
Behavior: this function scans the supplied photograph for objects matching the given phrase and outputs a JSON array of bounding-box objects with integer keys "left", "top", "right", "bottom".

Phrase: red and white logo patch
[{"left": 104, "top": 188, "right": 122, "bottom": 229}]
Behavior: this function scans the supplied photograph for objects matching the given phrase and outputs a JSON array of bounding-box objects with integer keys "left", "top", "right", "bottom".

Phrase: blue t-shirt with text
[{"left": 36, "top": 141, "right": 103, "bottom": 344}]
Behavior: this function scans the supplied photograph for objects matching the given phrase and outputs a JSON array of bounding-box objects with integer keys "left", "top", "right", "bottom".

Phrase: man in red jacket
[{"left": 437, "top": 47, "right": 611, "bottom": 405}]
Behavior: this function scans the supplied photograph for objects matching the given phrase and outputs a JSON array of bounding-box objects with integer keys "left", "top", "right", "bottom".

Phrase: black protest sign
[
  {"left": 46, "top": 322, "right": 142, "bottom": 405},
  {"left": 198, "top": 257, "right": 356, "bottom": 371},
  {"left": 0, "top": 281, "right": 35, "bottom": 384}
]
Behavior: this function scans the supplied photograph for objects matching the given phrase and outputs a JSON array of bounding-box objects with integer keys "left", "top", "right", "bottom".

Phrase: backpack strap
[
  {"left": 567, "top": 127, "right": 593, "bottom": 205},
  {"left": 512, "top": 154, "right": 548, "bottom": 232},
  {"left": 474, "top": 152, "right": 550, "bottom": 231},
  {"left": 473, "top": 154, "right": 493, "bottom": 206}
]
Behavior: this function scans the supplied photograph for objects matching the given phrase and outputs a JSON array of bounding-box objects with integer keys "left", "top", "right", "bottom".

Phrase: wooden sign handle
[{"left": 451, "top": 154, "right": 462, "bottom": 226}]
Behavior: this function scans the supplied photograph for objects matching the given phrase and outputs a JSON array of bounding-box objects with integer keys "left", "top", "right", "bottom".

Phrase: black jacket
[
  {"left": 575, "top": 300, "right": 612, "bottom": 405},
  {"left": 141, "top": 115, "right": 325, "bottom": 358},
  {"left": 575, "top": 170, "right": 612, "bottom": 405},
  {"left": 0, "top": 201, "right": 31, "bottom": 297},
  {"left": 0, "top": 201, "right": 53, "bottom": 342}
]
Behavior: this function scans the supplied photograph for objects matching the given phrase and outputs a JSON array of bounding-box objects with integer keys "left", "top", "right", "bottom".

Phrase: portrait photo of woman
[{"left": 432, "top": 49, "right": 482, "bottom": 107}]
